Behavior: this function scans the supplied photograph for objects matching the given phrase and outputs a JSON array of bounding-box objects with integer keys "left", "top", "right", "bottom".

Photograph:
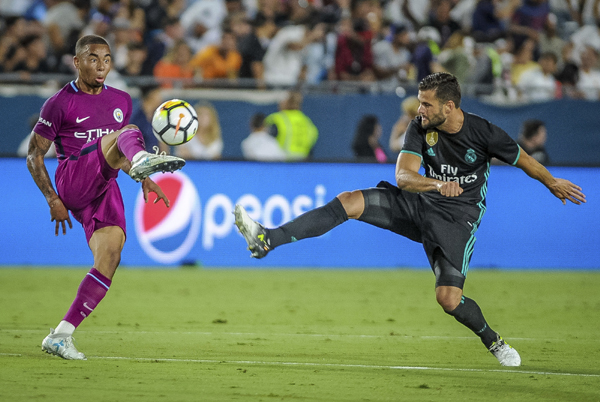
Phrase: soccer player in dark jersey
[
  {"left": 27, "top": 35, "right": 186, "bottom": 360},
  {"left": 234, "top": 72, "right": 586, "bottom": 366}
]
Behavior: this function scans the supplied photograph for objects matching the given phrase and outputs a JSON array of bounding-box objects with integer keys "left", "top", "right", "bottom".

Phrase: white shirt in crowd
[
  {"left": 373, "top": 39, "right": 412, "bottom": 88},
  {"left": 570, "top": 25, "right": 600, "bottom": 64},
  {"left": 180, "top": 0, "right": 227, "bottom": 53},
  {"left": 175, "top": 137, "right": 224, "bottom": 160},
  {"left": 577, "top": 69, "right": 600, "bottom": 100},
  {"left": 516, "top": 67, "right": 558, "bottom": 102},
  {"left": 241, "top": 129, "right": 287, "bottom": 161},
  {"left": 263, "top": 25, "right": 307, "bottom": 87}
]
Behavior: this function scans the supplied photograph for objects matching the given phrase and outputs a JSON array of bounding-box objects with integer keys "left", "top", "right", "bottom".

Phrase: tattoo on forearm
[{"left": 26, "top": 133, "right": 58, "bottom": 202}]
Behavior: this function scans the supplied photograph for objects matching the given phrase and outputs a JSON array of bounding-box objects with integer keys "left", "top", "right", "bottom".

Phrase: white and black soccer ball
[{"left": 151, "top": 99, "right": 199, "bottom": 146}]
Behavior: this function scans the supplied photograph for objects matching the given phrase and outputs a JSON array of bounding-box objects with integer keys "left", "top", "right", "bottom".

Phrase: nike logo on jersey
[{"left": 76, "top": 116, "right": 90, "bottom": 123}]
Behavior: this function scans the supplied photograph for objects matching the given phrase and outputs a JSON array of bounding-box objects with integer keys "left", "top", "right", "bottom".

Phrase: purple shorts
[{"left": 55, "top": 138, "right": 126, "bottom": 243}]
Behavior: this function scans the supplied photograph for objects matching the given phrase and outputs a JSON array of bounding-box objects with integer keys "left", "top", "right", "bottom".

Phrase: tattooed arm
[{"left": 26, "top": 132, "right": 72, "bottom": 235}]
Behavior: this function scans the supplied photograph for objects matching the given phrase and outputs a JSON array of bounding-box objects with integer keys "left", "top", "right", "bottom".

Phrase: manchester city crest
[
  {"left": 114, "top": 108, "right": 123, "bottom": 123},
  {"left": 426, "top": 130, "right": 438, "bottom": 146},
  {"left": 465, "top": 148, "right": 477, "bottom": 163}
]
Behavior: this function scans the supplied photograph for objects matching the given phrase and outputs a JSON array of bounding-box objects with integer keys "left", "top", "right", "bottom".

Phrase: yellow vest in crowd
[{"left": 265, "top": 110, "right": 318, "bottom": 160}]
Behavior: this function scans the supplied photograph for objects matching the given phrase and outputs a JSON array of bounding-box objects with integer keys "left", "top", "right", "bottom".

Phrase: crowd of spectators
[{"left": 1, "top": 0, "right": 600, "bottom": 102}]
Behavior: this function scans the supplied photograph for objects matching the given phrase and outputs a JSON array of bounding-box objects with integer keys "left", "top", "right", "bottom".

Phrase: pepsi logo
[{"left": 134, "top": 171, "right": 201, "bottom": 264}]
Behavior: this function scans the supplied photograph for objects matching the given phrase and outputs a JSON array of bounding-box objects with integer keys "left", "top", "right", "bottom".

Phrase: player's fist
[{"left": 437, "top": 181, "right": 463, "bottom": 197}]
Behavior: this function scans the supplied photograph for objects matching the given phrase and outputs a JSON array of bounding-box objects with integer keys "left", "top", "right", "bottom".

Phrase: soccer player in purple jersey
[
  {"left": 234, "top": 73, "right": 587, "bottom": 366},
  {"left": 26, "top": 35, "right": 186, "bottom": 360}
]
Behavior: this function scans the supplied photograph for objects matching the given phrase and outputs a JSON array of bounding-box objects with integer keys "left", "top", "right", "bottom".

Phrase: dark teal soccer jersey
[{"left": 401, "top": 112, "right": 520, "bottom": 221}]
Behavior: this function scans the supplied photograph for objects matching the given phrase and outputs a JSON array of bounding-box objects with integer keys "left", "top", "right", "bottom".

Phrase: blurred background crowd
[{"left": 1, "top": 0, "right": 600, "bottom": 103}]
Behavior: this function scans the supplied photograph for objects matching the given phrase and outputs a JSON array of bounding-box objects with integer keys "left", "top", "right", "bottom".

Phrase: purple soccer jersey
[
  {"left": 34, "top": 81, "right": 133, "bottom": 242},
  {"left": 34, "top": 81, "right": 132, "bottom": 159}
]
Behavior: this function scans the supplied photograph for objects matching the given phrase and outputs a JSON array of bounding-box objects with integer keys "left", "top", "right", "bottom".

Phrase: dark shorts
[
  {"left": 55, "top": 138, "right": 126, "bottom": 243},
  {"left": 359, "top": 181, "right": 478, "bottom": 289}
]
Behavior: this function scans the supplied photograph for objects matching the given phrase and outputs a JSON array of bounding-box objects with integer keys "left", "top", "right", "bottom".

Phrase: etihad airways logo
[
  {"left": 75, "top": 128, "right": 115, "bottom": 142},
  {"left": 38, "top": 117, "right": 52, "bottom": 127}
]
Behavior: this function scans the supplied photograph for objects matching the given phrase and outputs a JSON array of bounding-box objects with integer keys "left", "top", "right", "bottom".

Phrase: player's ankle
[
  {"left": 132, "top": 150, "right": 147, "bottom": 163},
  {"left": 54, "top": 320, "right": 76, "bottom": 336}
]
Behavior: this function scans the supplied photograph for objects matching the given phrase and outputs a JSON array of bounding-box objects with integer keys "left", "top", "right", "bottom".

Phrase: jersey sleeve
[
  {"left": 399, "top": 119, "right": 424, "bottom": 160},
  {"left": 487, "top": 122, "right": 521, "bottom": 165},
  {"left": 33, "top": 93, "right": 65, "bottom": 141}
]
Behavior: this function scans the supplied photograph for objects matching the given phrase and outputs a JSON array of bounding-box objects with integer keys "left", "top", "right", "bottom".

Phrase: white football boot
[
  {"left": 42, "top": 328, "right": 87, "bottom": 360},
  {"left": 489, "top": 334, "right": 521, "bottom": 366},
  {"left": 129, "top": 146, "right": 185, "bottom": 182},
  {"left": 234, "top": 204, "right": 271, "bottom": 259}
]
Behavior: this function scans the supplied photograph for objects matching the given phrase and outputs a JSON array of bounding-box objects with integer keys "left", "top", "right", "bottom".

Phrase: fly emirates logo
[
  {"left": 74, "top": 128, "right": 115, "bottom": 142},
  {"left": 428, "top": 164, "right": 477, "bottom": 184}
]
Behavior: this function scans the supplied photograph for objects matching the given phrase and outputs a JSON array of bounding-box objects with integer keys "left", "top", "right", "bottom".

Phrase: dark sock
[
  {"left": 268, "top": 198, "right": 348, "bottom": 249},
  {"left": 447, "top": 296, "right": 498, "bottom": 348}
]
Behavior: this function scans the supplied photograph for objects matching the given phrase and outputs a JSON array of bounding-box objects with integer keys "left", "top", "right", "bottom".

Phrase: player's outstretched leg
[
  {"left": 42, "top": 328, "right": 87, "bottom": 360},
  {"left": 234, "top": 198, "right": 349, "bottom": 258}
]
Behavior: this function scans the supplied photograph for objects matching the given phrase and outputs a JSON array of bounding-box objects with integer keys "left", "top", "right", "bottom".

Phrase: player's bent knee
[
  {"left": 336, "top": 190, "right": 364, "bottom": 219},
  {"left": 122, "top": 124, "right": 139, "bottom": 132},
  {"left": 436, "top": 286, "right": 462, "bottom": 312}
]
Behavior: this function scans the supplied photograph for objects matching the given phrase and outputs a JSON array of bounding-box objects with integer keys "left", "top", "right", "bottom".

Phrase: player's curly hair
[
  {"left": 75, "top": 35, "right": 110, "bottom": 56},
  {"left": 418, "top": 72, "right": 461, "bottom": 108}
]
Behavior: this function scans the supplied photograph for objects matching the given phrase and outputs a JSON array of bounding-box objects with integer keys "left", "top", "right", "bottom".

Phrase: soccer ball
[{"left": 152, "top": 99, "right": 199, "bottom": 146}]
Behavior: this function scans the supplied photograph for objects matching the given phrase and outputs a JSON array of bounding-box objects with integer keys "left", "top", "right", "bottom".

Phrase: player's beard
[{"left": 421, "top": 106, "right": 446, "bottom": 129}]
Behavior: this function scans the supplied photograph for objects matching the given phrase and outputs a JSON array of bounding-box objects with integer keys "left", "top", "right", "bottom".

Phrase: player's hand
[
  {"left": 142, "top": 177, "right": 170, "bottom": 207},
  {"left": 548, "top": 178, "right": 586, "bottom": 205},
  {"left": 437, "top": 181, "right": 463, "bottom": 197},
  {"left": 49, "top": 198, "right": 72, "bottom": 236}
]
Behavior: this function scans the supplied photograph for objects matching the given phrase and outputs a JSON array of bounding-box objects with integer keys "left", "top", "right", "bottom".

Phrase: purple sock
[
  {"left": 63, "top": 268, "right": 112, "bottom": 328},
  {"left": 116, "top": 128, "right": 146, "bottom": 161}
]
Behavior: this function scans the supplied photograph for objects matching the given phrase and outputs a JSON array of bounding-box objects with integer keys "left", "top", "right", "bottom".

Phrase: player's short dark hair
[
  {"left": 418, "top": 72, "right": 461, "bottom": 108},
  {"left": 75, "top": 34, "right": 109, "bottom": 56},
  {"left": 250, "top": 113, "right": 266, "bottom": 130},
  {"left": 520, "top": 119, "right": 545, "bottom": 140}
]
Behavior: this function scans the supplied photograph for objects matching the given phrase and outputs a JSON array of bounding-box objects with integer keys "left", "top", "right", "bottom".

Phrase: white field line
[
  {"left": 1, "top": 352, "right": 598, "bottom": 378},
  {"left": 0, "top": 329, "right": 541, "bottom": 341}
]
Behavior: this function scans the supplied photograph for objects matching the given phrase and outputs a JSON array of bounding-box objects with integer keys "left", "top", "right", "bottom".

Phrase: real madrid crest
[
  {"left": 465, "top": 148, "right": 477, "bottom": 164},
  {"left": 113, "top": 108, "right": 123, "bottom": 123},
  {"left": 426, "top": 130, "right": 438, "bottom": 146}
]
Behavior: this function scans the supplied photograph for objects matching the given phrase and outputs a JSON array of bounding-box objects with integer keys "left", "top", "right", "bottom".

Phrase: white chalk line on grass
[
  {"left": 0, "top": 329, "right": 541, "bottom": 342},
  {"left": 2, "top": 352, "right": 598, "bottom": 378},
  {"left": 91, "top": 357, "right": 600, "bottom": 378}
]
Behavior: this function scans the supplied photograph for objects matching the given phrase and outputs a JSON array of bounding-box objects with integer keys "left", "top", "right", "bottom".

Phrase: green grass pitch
[{"left": 1, "top": 268, "right": 599, "bottom": 401}]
